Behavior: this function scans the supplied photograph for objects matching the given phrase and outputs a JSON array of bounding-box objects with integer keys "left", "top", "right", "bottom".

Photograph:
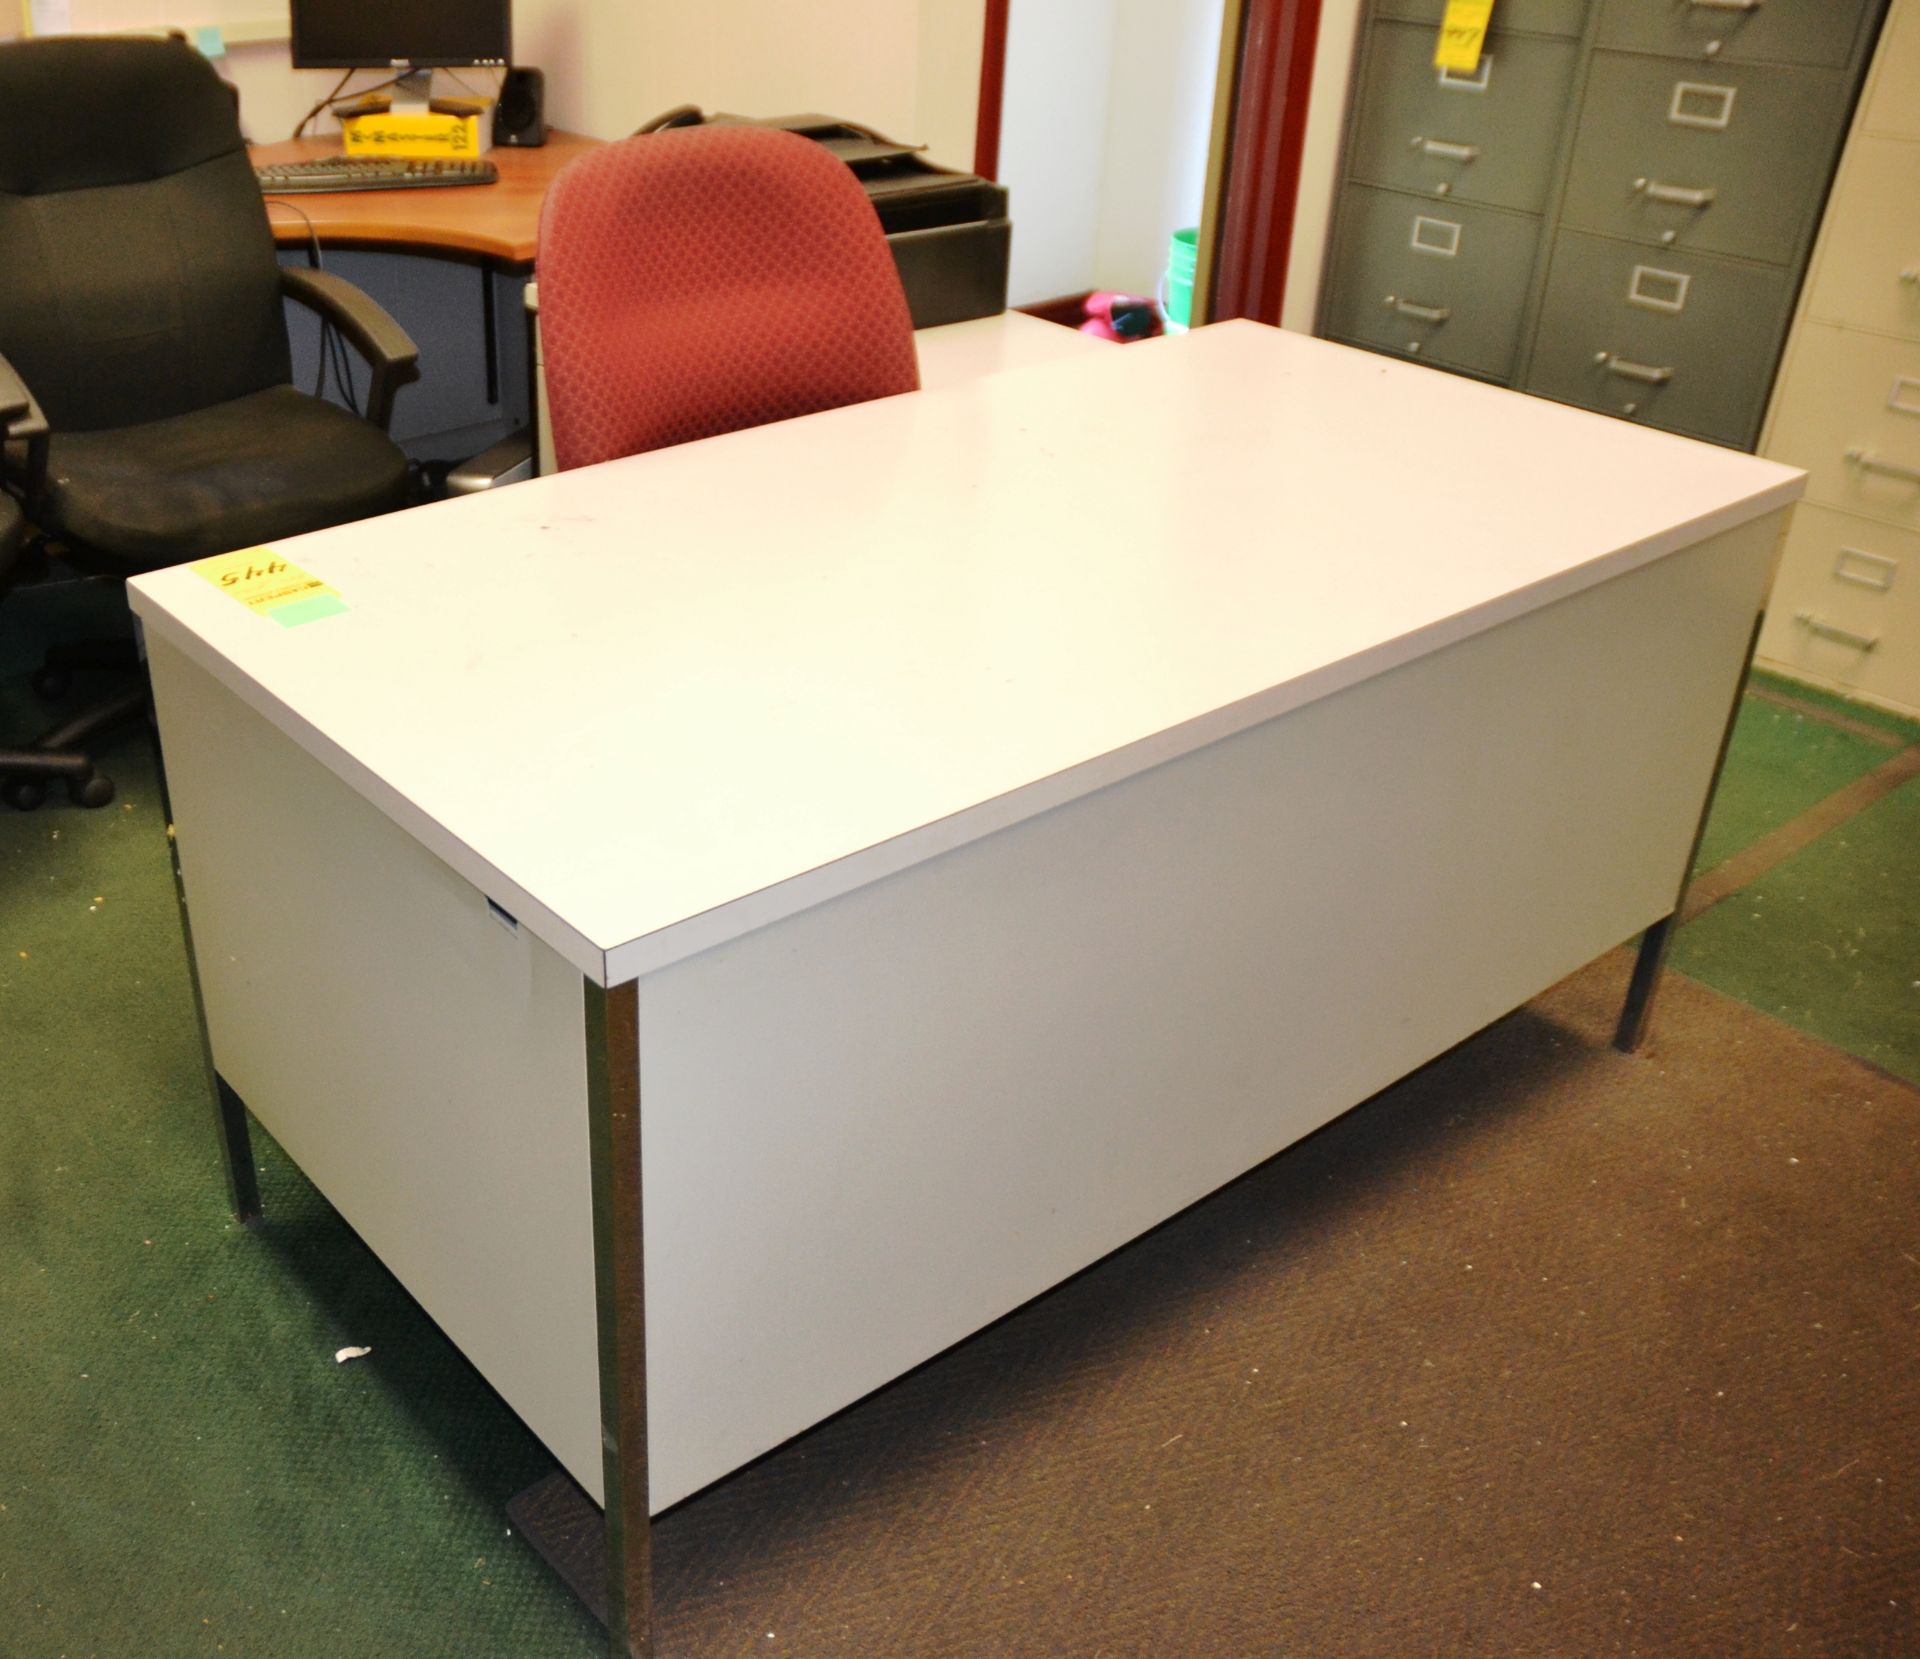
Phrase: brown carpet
[{"left": 638, "top": 952, "right": 1920, "bottom": 1657}]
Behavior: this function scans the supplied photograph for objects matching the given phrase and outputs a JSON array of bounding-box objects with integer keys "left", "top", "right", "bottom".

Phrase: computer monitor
[{"left": 291, "top": 0, "right": 511, "bottom": 109}]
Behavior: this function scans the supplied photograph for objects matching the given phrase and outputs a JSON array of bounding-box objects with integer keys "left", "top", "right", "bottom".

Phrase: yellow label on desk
[
  {"left": 1434, "top": 0, "right": 1495, "bottom": 71},
  {"left": 341, "top": 111, "right": 484, "bottom": 160},
  {"left": 194, "top": 548, "right": 348, "bottom": 628}
]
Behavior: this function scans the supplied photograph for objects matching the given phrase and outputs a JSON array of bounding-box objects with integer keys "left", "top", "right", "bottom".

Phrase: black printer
[{"left": 639, "top": 107, "right": 1012, "bottom": 329}]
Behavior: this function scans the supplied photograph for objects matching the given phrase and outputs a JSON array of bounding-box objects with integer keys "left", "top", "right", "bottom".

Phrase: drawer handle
[
  {"left": 1384, "top": 295, "right": 1451, "bottom": 322},
  {"left": 1632, "top": 177, "right": 1716, "bottom": 209},
  {"left": 1594, "top": 351, "right": 1674, "bottom": 386},
  {"left": 1796, "top": 612, "right": 1879, "bottom": 652},
  {"left": 1689, "top": 0, "right": 1762, "bottom": 9},
  {"left": 1409, "top": 136, "right": 1481, "bottom": 163},
  {"left": 1901, "top": 268, "right": 1919, "bottom": 284},
  {"left": 1845, "top": 446, "right": 1920, "bottom": 485}
]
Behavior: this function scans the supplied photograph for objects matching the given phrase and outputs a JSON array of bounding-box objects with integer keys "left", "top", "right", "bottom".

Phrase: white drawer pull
[
  {"left": 1845, "top": 447, "right": 1920, "bottom": 485},
  {"left": 1633, "top": 177, "right": 1716, "bottom": 209},
  {"left": 1835, "top": 547, "right": 1898, "bottom": 591},
  {"left": 1595, "top": 351, "right": 1674, "bottom": 386},
  {"left": 1796, "top": 612, "right": 1879, "bottom": 652},
  {"left": 1689, "top": 0, "right": 1762, "bottom": 10},
  {"left": 1384, "top": 295, "right": 1451, "bottom": 322},
  {"left": 1409, "top": 136, "right": 1481, "bottom": 162}
]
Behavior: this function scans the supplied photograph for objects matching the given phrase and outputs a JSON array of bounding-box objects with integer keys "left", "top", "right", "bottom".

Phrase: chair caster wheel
[
  {"left": 69, "top": 773, "right": 115, "bottom": 809},
  {"left": 31, "top": 667, "right": 72, "bottom": 701},
  {"left": 3, "top": 779, "right": 47, "bottom": 811}
]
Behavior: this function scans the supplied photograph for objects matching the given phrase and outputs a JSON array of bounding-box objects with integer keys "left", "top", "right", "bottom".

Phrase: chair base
[{"left": 0, "top": 680, "right": 147, "bottom": 810}]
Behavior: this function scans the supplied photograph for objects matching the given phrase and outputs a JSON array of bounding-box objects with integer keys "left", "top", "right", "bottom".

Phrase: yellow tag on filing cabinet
[
  {"left": 194, "top": 548, "right": 348, "bottom": 628},
  {"left": 1434, "top": 0, "right": 1495, "bottom": 72}
]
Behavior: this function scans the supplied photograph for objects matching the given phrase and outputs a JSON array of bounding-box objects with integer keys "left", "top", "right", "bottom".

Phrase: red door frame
[
  {"left": 975, "top": 0, "right": 1011, "bottom": 181},
  {"left": 972, "top": 0, "right": 1323, "bottom": 322},
  {"left": 1208, "top": 0, "right": 1324, "bottom": 324}
]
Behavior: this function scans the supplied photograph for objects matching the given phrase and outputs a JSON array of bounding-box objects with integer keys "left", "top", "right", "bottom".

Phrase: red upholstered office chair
[{"left": 535, "top": 124, "right": 920, "bottom": 473}]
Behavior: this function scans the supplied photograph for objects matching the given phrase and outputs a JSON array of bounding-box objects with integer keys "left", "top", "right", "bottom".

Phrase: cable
[
  {"left": 260, "top": 199, "right": 361, "bottom": 416},
  {"left": 291, "top": 70, "right": 353, "bottom": 140},
  {"left": 440, "top": 65, "right": 505, "bottom": 101},
  {"left": 291, "top": 70, "right": 408, "bottom": 140},
  {"left": 262, "top": 198, "right": 323, "bottom": 271}
]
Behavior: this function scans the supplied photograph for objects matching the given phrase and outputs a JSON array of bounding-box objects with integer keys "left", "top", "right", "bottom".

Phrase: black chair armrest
[
  {"left": 0, "top": 347, "right": 52, "bottom": 509},
  {"left": 279, "top": 267, "right": 422, "bottom": 433}
]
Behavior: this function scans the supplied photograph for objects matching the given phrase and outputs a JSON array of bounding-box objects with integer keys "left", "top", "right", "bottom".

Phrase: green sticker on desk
[{"left": 194, "top": 548, "right": 348, "bottom": 628}]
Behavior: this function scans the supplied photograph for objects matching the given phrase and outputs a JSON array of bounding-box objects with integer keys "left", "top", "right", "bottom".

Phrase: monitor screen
[{"left": 291, "top": 0, "right": 511, "bottom": 69}]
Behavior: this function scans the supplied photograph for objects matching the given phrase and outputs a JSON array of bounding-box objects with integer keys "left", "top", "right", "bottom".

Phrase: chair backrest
[
  {"left": 536, "top": 124, "right": 920, "bottom": 473},
  {"left": 0, "top": 36, "right": 290, "bottom": 435}
]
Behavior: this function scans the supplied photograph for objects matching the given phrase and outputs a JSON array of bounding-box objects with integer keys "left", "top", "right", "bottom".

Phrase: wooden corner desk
[
  {"left": 129, "top": 322, "right": 1802, "bottom": 1657},
  {"left": 252, "top": 130, "right": 602, "bottom": 266}
]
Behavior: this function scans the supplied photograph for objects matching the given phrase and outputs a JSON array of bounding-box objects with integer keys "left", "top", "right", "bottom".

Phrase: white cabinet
[{"left": 1758, "top": 0, "right": 1920, "bottom": 717}]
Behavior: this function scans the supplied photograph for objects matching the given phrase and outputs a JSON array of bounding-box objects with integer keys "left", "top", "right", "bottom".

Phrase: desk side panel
[
  {"left": 635, "top": 514, "right": 1781, "bottom": 1511},
  {"left": 147, "top": 637, "right": 602, "bottom": 1496}
]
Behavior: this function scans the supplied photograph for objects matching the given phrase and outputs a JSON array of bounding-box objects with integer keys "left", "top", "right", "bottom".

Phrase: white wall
[
  {"left": 8, "top": 0, "right": 984, "bottom": 166},
  {"left": 999, "top": 0, "right": 1118, "bottom": 304},
  {"left": 1281, "top": 0, "right": 1362, "bottom": 333},
  {"left": 517, "top": 0, "right": 981, "bottom": 167},
  {"left": 999, "top": 0, "right": 1220, "bottom": 306},
  {"left": 1093, "top": 0, "right": 1223, "bottom": 301}
]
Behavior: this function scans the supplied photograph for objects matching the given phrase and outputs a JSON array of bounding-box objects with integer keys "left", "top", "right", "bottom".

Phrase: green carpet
[
  {"left": 1674, "top": 769, "right": 1920, "bottom": 1086},
  {"left": 1671, "top": 674, "right": 1920, "bottom": 1087},
  {"left": 0, "top": 693, "right": 600, "bottom": 1659},
  {"left": 1691, "top": 677, "right": 1907, "bottom": 875}
]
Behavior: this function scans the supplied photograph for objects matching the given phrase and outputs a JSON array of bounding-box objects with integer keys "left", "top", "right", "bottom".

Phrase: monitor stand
[{"left": 391, "top": 67, "right": 436, "bottom": 113}]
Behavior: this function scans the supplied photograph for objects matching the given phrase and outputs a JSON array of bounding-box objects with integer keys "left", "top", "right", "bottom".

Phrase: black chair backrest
[{"left": 0, "top": 36, "right": 291, "bottom": 434}]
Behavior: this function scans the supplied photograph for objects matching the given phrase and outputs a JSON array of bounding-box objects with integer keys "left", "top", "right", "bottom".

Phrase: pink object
[{"left": 1082, "top": 290, "right": 1161, "bottom": 342}]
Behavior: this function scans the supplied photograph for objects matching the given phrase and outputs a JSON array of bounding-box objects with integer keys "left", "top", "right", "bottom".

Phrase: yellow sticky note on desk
[
  {"left": 1434, "top": 0, "right": 1495, "bottom": 72},
  {"left": 194, "top": 548, "right": 348, "bottom": 628}
]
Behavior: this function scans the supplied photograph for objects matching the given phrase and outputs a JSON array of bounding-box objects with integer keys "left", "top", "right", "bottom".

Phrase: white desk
[
  {"left": 912, "top": 308, "right": 1110, "bottom": 389},
  {"left": 129, "top": 321, "right": 1801, "bottom": 1656}
]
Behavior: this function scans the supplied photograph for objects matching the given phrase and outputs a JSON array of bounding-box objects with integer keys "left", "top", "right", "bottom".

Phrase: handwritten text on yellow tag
[
  {"left": 194, "top": 548, "right": 348, "bottom": 628},
  {"left": 1434, "top": 0, "right": 1495, "bottom": 72}
]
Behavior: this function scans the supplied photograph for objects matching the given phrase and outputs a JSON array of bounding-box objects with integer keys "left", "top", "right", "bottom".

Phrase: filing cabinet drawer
[
  {"left": 1767, "top": 321, "right": 1920, "bottom": 525},
  {"left": 1559, "top": 51, "right": 1852, "bottom": 264},
  {"left": 1348, "top": 24, "right": 1580, "bottom": 213},
  {"left": 1801, "top": 134, "right": 1920, "bottom": 337},
  {"left": 1321, "top": 187, "right": 1542, "bottom": 378},
  {"left": 1860, "top": 0, "right": 1920, "bottom": 140},
  {"left": 1522, "top": 229, "right": 1795, "bottom": 446},
  {"left": 1595, "top": 0, "right": 1880, "bottom": 70},
  {"left": 1375, "top": 0, "right": 1590, "bottom": 38},
  {"left": 1756, "top": 502, "right": 1920, "bottom": 713}
]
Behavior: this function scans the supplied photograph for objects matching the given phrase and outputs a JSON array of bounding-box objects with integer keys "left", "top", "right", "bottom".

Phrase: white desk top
[
  {"left": 130, "top": 322, "right": 1803, "bottom": 984},
  {"left": 912, "top": 309, "right": 1110, "bottom": 390}
]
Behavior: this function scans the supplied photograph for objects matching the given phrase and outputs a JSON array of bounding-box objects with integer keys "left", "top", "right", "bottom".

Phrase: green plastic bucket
[{"left": 1163, "top": 227, "right": 1199, "bottom": 332}]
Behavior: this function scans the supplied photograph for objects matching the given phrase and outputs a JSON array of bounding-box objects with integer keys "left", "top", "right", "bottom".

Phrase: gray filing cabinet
[{"left": 1318, "top": 0, "right": 1889, "bottom": 450}]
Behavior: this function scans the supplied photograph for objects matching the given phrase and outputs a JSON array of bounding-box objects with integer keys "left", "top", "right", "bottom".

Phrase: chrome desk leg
[
  {"left": 1615, "top": 611, "right": 1765, "bottom": 1054},
  {"left": 210, "top": 1073, "right": 263, "bottom": 1225},
  {"left": 154, "top": 720, "right": 261, "bottom": 1224},
  {"left": 586, "top": 979, "right": 652, "bottom": 1658}
]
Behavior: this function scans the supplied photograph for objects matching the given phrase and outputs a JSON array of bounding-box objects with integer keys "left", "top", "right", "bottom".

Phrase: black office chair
[{"left": 0, "top": 35, "right": 420, "bottom": 810}]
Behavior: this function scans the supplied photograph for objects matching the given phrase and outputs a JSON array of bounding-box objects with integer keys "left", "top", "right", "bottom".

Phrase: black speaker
[{"left": 494, "top": 68, "right": 547, "bottom": 148}]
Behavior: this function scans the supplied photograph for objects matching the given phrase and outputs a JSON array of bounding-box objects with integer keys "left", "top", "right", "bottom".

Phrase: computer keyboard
[{"left": 254, "top": 156, "right": 499, "bottom": 194}]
